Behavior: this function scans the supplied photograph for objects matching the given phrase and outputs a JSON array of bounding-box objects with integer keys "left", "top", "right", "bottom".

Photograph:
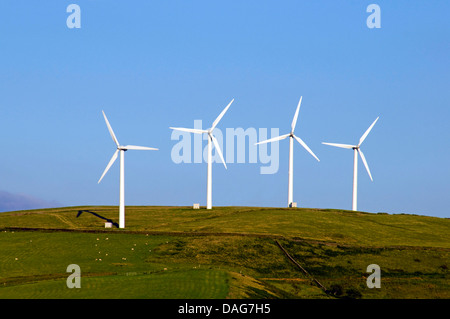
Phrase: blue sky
[{"left": 0, "top": 1, "right": 449, "bottom": 217}]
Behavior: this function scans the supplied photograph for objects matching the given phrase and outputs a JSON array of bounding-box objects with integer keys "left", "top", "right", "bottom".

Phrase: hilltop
[{"left": 0, "top": 206, "right": 448, "bottom": 299}]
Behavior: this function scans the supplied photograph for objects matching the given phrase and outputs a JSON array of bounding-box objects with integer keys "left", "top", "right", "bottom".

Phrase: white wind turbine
[
  {"left": 322, "top": 116, "right": 379, "bottom": 211},
  {"left": 255, "top": 97, "right": 320, "bottom": 208},
  {"left": 98, "top": 110, "right": 158, "bottom": 228},
  {"left": 170, "top": 99, "right": 233, "bottom": 209}
]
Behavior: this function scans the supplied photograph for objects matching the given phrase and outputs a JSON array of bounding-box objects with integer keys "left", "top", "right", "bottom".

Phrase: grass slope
[{"left": 0, "top": 206, "right": 448, "bottom": 299}]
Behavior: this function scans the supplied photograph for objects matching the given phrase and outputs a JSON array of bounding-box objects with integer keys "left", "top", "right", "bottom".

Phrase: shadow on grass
[{"left": 76, "top": 210, "right": 119, "bottom": 228}]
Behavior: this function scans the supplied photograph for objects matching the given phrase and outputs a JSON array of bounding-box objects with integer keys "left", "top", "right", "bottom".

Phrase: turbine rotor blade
[
  {"left": 169, "top": 127, "right": 208, "bottom": 134},
  {"left": 210, "top": 134, "right": 227, "bottom": 169},
  {"left": 358, "top": 149, "right": 373, "bottom": 181},
  {"left": 322, "top": 142, "right": 356, "bottom": 149},
  {"left": 122, "top": 145, "right": 159, "bottom": 151},
  {"left": 359, "top": 116, "right": 379, "bottom": 146},
  {"left": 291, "top": 96, "right": 302, "bottom": 134},
  {"left": 102, "top": 111, "right": 120, "bottom": 147},
  {"left": 293, "top": 135, "right": 320, "bottom": 162},
  {"left": 98, "top": 149, "right": 119, "bottom": 184},
  {"left": 255, "top": 133, "right": 290, "bottom": 145},
  {"left": 210, "top": 99, "right": 234, "bottom": 131}
]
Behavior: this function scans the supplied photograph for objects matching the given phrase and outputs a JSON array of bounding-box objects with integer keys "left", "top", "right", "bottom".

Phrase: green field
[{"left": 0, "top": 206, "right": 448, "bottom": 299}]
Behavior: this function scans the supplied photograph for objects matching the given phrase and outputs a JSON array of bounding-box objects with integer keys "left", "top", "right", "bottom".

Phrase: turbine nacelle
[{"left": 118, "top": 145, "right": 158, "bottom": 152}]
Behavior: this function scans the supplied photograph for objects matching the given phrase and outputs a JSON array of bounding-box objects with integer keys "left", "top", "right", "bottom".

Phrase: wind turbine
[
  {"left": 98, "top": 110, "right": 158, "bottom": 228},
  {"left": 170, "top": 99, "right": 233, "bottom": 209},
  {"left": 322, "top": 116, "right": 379, "bottom": 211},
  {"left": 255, "top": 97, "right": 320, "bottom": 208}
]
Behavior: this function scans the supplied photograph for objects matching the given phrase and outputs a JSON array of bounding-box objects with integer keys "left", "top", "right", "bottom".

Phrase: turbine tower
[
  {"left": 170, "top": 99, "right": 233, "bottom": 209},
  {"left": 322, "top": 116, "right": 379, "bottom": 211},
  {"left": 98, "top": 110, "right": 158, "bottom": 228},
  {"left": 255, "top": 97, "right": 320, "bottom": 208}
]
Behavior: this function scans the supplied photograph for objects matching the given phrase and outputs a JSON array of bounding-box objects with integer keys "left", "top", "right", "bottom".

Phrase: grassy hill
[{"left": 0, "top": 206, "right": 448, "bottom": 299}]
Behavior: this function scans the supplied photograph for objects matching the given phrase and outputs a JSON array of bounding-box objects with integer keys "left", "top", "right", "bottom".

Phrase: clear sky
[{"left": 0, "top": 1, "right": 449, "bottom": 217}]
